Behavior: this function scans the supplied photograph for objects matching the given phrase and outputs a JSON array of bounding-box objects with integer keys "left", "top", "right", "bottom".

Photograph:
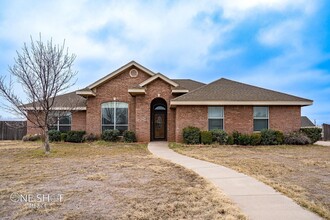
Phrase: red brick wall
[
  {"left": 269, "top": 106, "right": 301, "bottom": 133},
  {"left": 174, "top": 105, "right": 301, "bottom": 142},
  {"left": 26, "top": 111, "right": 43, "bottom": 135},
  {"left": 85, "top": 66, "right": 151, "bottom": 136},
  {"left": 175, "top": 106, "right": 208, "bottom": 142},
  {"left": 135, "top": 78, "right": 176, "bottom": 142},
  {"left": 225, "top": 106, "right": 253, "bottom": 134},
  {"left": 71, "top": 111, "right": 86, "bottom": 131}
]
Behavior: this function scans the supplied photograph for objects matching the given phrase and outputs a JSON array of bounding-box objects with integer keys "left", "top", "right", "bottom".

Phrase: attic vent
[{"left": 129, "top": 69, "right": 138, "bottom": 77}]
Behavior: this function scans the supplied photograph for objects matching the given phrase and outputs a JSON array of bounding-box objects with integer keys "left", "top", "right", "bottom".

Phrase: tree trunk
[{"left": 44, "top": 127, "right": 50, "bottom": 154}]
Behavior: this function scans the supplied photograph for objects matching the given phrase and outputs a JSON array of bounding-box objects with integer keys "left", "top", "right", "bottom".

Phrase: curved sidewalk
[{"left": 148, "top": 142, "right": 321, "bottom": 220}]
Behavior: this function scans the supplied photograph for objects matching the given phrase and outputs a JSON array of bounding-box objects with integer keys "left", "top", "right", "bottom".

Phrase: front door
[
  {"left": 154, "top": 112, "right": 165, "bottom": 139},
  {"left": 150, "top": 98, "right": 167, "bottom": 141}
]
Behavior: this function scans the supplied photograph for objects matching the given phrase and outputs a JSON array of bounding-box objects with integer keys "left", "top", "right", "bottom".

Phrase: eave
[
  {"left": 76, "top": 90, "right": 96, "bottom": 97},
  {"left": 170, "top": 100, "right": 313, "bottom": 107},
  {"left": 128, "top": 88, "right": 146, "bottom": 96}
]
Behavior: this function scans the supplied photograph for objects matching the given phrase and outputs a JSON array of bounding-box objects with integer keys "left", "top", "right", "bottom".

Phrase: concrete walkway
[
  {"left": 148, "top": 142, "right": 321, "bottom": 220},
  {"left": 315, "top": 141, "right": 330, "bottom": 146}
]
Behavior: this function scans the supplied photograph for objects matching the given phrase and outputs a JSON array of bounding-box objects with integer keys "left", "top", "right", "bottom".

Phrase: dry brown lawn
[
  {"left": 170, "top": 143, "right": 330, "bottom": 219},
  {"left": 0, "top": 141, "right": 246, "bottom": 220}
]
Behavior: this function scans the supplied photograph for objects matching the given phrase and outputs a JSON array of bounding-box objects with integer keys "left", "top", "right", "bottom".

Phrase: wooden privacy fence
[
  {"left": 0, "top": 121, "right": 27, "bottom": 140},
  {"left": 323, "top": 123, "right": 330, "bottom": 141}
]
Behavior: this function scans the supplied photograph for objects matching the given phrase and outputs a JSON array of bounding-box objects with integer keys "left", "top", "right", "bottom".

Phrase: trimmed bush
[
  {"left": 123, "top": 130, "right": 137, "bottom": 143},
  {"left": 22, "top": 134, "right": 41, "bottom": 142},
  {"left": 211, "top": 129, "right": 228, "bottom": 144},
  {"left": 250, "top": 133, "right": 261, "bottom": 146},
  {"left": 83, "top": 133, "right": 99, "bottom": 142},
  {"left": 61, "top": 133, "right": 68, "bottom": 142},
  {"left": 232, "top": 131, "right": 241, "bottom": 145},
  {"left": 66, "top": 130, "right": 86, "bottom": 143},
  {"left": 261, "top": 129, "right": 284, "bottom": 145},
  {"left": 300, "top": 127, "right": 322, "bottom": 143},
  {"left": 284, "top": 132, "right": 311, "bottom": 145},
  {"left": 48, "top": 130, "right": 61, "bottom": 142},
  {"left": 238, "top": 134, "right": 251, "bottom": 146},
  {"left": 183, "top": 126, "right": 201, "bottom": 144},
  {"left": 227, "top": 135, "right": 234, "bottom": 145},
  {"left": 201, "top": 131, "right": 212, "bottom": 145},
  {"left": 102, "top": 129, "right": 120, "bottom": 142}
]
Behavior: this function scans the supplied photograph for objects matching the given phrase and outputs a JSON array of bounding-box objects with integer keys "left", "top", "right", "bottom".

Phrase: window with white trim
[
  {"left": 101, "top": 102, "right": 128, "bottom": 134},
  {"left": 208, "top": 106, "right": 224, "bottom": 130},
  {"left": 253, "top": 106, "right": 269, "bottom": 131},
  {"left": 50, "top": 113, "right": 71, "bottom": 132}
]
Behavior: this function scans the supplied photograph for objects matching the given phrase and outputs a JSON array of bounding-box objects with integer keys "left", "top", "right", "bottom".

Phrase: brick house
[{"left": 26, "top": 61, "right": 313, "bottom": 142}]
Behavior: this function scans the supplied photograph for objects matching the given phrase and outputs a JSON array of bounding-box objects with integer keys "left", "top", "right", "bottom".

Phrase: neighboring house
[
  {"left": 301, "top": 116, "right": 315, "bottom": 128},
  {"left": 25, "top": 61, "right": 313, "bottom": 142}
]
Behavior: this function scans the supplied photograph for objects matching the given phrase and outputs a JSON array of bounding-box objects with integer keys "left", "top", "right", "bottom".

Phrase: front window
[
  {"left": 253, "top": 106, "right": 269, "bottom": 131},
  {"left": 208, "top": 106, "right": 224, "bottom": 130},
  {"left": 102, "top": 102, "right": 128, "bottom": 134},
  {"left": 50, "top": 113, "right": 71, "bottom": 132}
]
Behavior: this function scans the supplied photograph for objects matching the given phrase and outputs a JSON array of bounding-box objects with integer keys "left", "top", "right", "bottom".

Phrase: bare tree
[{"left": 0, "top": 35, "right": 77, "bottom": 153}]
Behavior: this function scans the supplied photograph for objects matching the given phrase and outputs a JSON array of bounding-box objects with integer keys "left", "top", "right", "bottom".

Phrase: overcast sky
[{"left": 0, "top": 0, "right": 329, "bottom": 124}]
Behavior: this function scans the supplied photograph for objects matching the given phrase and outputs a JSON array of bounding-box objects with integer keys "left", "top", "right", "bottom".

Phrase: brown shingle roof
[
  {"left": 301, "top": 116, "right": 315, "bottom": 127},
  {"left": 172, "top": 78, "right": 312, "bottom": 103},
  {"left": 24, "top": 91, "right": 86, "bottom": 109},
  {"left": 171, "top": 79, "right": 205, "bottom": 91}
]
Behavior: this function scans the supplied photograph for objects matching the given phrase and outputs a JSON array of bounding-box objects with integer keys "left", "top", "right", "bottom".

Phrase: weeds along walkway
[{"left": 148, "top": 142, "right": 321, "bottom": 220}]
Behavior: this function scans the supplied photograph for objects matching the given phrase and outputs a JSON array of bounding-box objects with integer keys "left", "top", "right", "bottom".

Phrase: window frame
[
  {"left": 101, "top": 101, "right": 129, "bottom": 133},
  {"left": 253, "top": 106, "right": 269, "bottom": 132},
  {"left": 208, "top": 106, "right": 224, "bottom": 131},
  {"left": 50, "top": 112, "right": 72, "bottom": 132}
]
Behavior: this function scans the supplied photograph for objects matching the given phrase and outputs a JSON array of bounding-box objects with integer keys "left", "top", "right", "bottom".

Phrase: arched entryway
[{"left": 150, "top": 98, "right": 167, "bottom": 141}]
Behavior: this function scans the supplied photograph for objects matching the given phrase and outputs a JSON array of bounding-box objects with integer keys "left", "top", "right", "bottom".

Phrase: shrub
[
  {"left": 123, "top": 130, "right": 137, "bottom": 143},
  {"left": 211, "top": 129, "right": 228, "bottom": 144},
  {"left": 238, "top": 134, "right": 251, "bottom": 146},
  {"left": 284, "top": 132, "right": 311, "bottom": 145},
  {"left": 183, "top": 126, "right": 201, "bottom": 144},
  {"left": 227, "top": 135, "right": 234, "bottom": 145},
  {"left": 300, "top": 127, "right": 322, "bottom": 143},
  {"left": 102, "top": 129, "right": 120, "bottom": 142},
  {"left": 201, "top": 131, "right": 212, "bottom": 145},
  {"left": 66, "top": 130, "right": 86, "bottom": 143},
  {"left": 83, "top": 133, "right": 99, "bottom": 142},
  {"left": 48, "top": 130, "right": 61, "bottom": 142},
  {"left": 22, "top": 134, "right": 41, "bottom": 142},
  {"left": 274, "top": 130, "right": 284, "bottom": 145},
  {"left": 250, "top": 133, "right": 261, "bottom": 146},
  {"left": 232, "top": 131, "right": 241, "bottom": 145},
  {"left": 261, "top": 129, "right": 283, "bottom": 145},
  {"left": 61, "top": 133, "right": 68, "bottom": 142}
]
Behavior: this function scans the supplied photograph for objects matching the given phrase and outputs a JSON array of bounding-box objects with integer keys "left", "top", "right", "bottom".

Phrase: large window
[
  {"left": 253, "top": 106, "right": 269, "bottom": 131},
  {"left": 50, "top": 113, "right": 71, "bottom": 132},
  {"left": 208, "top": 107, "right": 224, "bottom": 130},
  {"left": 102, "top": 102, "right": 128, "bottom": 133}
]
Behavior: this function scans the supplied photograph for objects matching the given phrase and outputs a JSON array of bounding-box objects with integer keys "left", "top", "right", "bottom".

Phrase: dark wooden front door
[
  {"left": 151, "top": 98, "right": 167, "bottom": 141},
  {"left": 154, "top": 112, "right": 166, "bottom": 139}
]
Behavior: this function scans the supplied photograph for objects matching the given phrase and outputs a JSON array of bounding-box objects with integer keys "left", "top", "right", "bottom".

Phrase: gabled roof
[
  {"left": 139, "top": 73, "right": 179, "bottom": 87},
  {"left": 171, "top": 78, "right": 313, "bottom": 106},
  {"left": 301, "top": 116, "right": 315, "bottom": 127},
  {"left": 88, "top": 61, "right": 155, "bottom": 89}
]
